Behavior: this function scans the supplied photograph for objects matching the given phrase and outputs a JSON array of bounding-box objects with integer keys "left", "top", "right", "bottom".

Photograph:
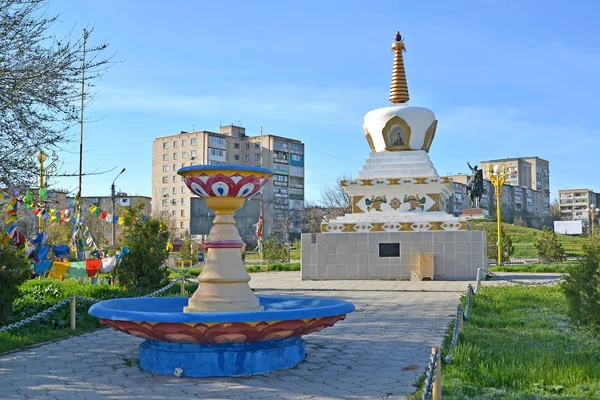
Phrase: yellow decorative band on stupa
[
  {"left": 341, "top": 176, "right": 450, "bottom": 187},
  {"left": 320, "top": 220, "right": 467, "bottom": 233}
]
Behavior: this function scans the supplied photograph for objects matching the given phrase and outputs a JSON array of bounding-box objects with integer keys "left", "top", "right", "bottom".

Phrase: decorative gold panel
[
  {"left": 382, "top": 116, "right": 412, "bottom": 151},
  {"left": 421, "top": 120, "right": 438, "bottom": 153},
  {"left": 352, "top": 196, "right": 364, "bottom": 213},
  {"left": 363, "top": 124, "right": 376, "bottom": 152},
  {"left": 428, "top": 193, "right": 440, "bottom": 212}
]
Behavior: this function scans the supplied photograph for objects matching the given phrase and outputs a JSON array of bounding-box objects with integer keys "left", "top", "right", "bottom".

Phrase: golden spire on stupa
[{"left": 389, "top": 31, "right": 409, "bottom": 104}]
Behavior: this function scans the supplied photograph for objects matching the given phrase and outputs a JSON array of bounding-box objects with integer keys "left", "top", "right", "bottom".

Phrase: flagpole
[{"left": 259, "top": 126, "right": 264, "bottom": 268}]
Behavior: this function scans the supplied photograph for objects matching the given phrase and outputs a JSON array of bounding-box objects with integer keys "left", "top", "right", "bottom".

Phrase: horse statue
[{"left": 466, "top": 162, "right": 483, "bottom": 208}]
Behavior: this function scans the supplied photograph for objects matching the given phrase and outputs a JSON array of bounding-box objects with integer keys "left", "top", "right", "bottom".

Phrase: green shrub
[
  {"left": 536, "top": 226, "right": 566, "bottom": 263},
  {"left": 0, "top": 246, "right": 31, "bottom": 325},
  {"left": 263, "top": 237, "right": 287, "bottom": 262},
  {"left": 482, "top": 226, "right": 514, "bottom": 263},
  {"left": 119, "top": 216, "right": 170, "bottom": 291},
  {"left": 562, "top": 238, "right": 600, "bottom": 332}
]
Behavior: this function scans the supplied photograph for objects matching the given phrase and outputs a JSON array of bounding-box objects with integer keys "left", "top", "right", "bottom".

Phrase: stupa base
[{"left": 139, "top": 337, "right": 305, "bottom": 377}]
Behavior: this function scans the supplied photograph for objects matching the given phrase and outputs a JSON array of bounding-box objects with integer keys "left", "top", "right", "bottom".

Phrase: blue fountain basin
[{"left": 89, "top": 295, "right": 354, "bottom": 344}]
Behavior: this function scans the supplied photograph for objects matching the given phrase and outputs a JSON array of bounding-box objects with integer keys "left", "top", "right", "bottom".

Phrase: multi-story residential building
[
  {"left": 447, "top": 174, "right": 545, "bottom": 220},
  {"left": 480, "top": 157, "right": 550, "bottom": 215},
  {"left": 558, "top": 189, "right": 600, "bottom": 227},
  {"left": 76, "top": 194, "right": 152, "bottom": 217},
  {"left": 151, "top": 125, "right": 305, "bottom": 243}
]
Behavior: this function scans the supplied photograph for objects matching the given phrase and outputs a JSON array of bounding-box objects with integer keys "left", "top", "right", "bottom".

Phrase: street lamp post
[
  {"left": 591, "top": 204, "right": 599, "bottom": 237},
  {"left": 111, "top": 168, "right": 126, "bottom": 255},
  {"left": 37, "top": 151, "right": 48, "bottom": 233},
  {"left": 488, "top": 164, "right": 508, "bottom": 265}
]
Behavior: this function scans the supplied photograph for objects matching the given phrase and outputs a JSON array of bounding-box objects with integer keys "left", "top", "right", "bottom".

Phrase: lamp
[{"left": 488, "top": 164, "right": 508, "bottom": 265}]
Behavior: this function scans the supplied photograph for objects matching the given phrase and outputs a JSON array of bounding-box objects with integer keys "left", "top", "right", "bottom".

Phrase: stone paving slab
[
  {"left": 0, "top": 289, "right": 462, "bottom": 400},
  {"left": 248, "top": 271, "right": 472, "bottom": 292}
]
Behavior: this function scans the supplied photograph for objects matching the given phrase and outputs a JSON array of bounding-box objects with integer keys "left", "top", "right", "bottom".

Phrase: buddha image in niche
[
  {"left": 393, "top": 132, "right": 404, "bottom": 146},
  {"left": 391, "top": 127, "right": 407, "bottom": 147}
]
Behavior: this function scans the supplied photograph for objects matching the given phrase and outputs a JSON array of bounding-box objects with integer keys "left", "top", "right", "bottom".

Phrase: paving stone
[{"left": 0, "top": 276, "right": 465, "bottom": 399}]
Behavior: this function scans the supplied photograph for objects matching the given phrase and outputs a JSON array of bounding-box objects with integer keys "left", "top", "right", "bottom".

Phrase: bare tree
[
  {"left": 319, "top": 174, "right": 352, "bottom": 219},
  {"left": 550, "top": 199, "right": 560, "bottom": 218},
  {"left": 0, "top": 0, "right": 112, "bottom": 188},
  {"left": 302, "top": 201, "right": 327, "bottom": 233}
]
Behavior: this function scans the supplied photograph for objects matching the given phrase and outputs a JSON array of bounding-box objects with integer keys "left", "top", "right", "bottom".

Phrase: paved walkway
[
  {"left": 249, "top": 271, "right": 471, "bottom": 292},
  {"left": 1, "top": 271, "right": 560, "bottom": 400}
]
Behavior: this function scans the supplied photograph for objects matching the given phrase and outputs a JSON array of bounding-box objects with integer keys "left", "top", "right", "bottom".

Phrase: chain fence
[
  {"left": 421, "top": 347, "right": 440, "bottom": 400},
  {"left": 421, "top": 267, "right": 564, "bottom": 399},
  {"left": 0, "top": 277, "right": 189, "bottom": 334}
]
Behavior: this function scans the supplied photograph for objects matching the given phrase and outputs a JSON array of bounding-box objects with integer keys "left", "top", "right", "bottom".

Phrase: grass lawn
[
  {"left": 416, "top": 285, "right": 600, "bottom": 399},
  {"left": 469, "top": 220, "right": 585, "bottom": 258},
  {"left": 0, "top": 279, "right": 193, "bottom": 354},
  {"left": 489, "top": 263, "right": 574, "bottom": 273}
]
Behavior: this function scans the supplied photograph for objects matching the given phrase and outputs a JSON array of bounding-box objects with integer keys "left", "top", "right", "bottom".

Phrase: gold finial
[{"left": 390, "top": 31, "right": 409, "bottom": 104}]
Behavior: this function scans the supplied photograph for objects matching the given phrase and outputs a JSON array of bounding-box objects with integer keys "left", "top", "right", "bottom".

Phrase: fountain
[{"left": 89, "top": 165, "right": 354, "bottom": 377}]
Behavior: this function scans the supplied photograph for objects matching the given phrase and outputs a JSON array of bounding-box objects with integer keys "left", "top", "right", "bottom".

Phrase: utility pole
[{"left": 112, "top": 168, "right": 126, "bottom": 255}]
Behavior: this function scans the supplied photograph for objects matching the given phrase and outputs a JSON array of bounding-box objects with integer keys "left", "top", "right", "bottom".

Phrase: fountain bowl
[
  {"left": 89, "top": 296, "right": 354, "bottom": 377},
  {"left": 178, "top": 165, "right": 272, "bottom": 198}
]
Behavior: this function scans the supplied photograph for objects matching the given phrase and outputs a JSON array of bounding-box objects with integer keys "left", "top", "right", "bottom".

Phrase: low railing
[{"left": 420, "top": 268, "right": 564, "bottom": 399}]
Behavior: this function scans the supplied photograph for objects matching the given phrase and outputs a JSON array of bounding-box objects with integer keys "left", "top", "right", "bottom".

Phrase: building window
[
  {"left": 209, "top": 136, "right": 224, "bottom": 145},
  {"left": 172, "top": 210, "right": 176, "bottom": 217},
  {"left": 173, "top": 152, "right": 178, "bottom": 160},
  {"left": 162, "top": 176, "right": 168, "bottom": 183},
  {"left": 191, "top": 162, "right": 197, "bottom": 166},
  {"left": 245, "top": 143, "right": 250, "bottom": 150},
  {"left": 234, "top": 143, "right": 240, "bottom": 149},
  {"left": 254, "top": 153, "right": 260, "bottom": 161},
  {"left": 181, "top": 186, "right": 185, "bottom": 193},
  {"left": 181, "top": 152, "right": 186, "bottom": 159},
  {"left": 162, "top": 165, "right": 169, "bottom": 172},
  {"left": 255, "top": 142, "right": 261, "bottom": 149},
  {"left": 181, "top": 163, "right": 186, "bottom": 168},
  {"left": 182, "top": 139, "right": 186, "bottom": 147},
  {"left": 290, "top": 143, "right": 303, "bottom": 153},
  {"left": 190, "top": 150, "right": 197, "bottom": 158},
  {"left": 163, "top": 154, "right": 169, "bottom": 161},
  {"left": 180, "top": 221, "right": 185, "bottom": 228},
  {"left": 172, "top": 176, "right": 177, "bottom": 183},
  {"left": 181, "top": 198, "right": 185, "bottom": 205},
  {"left": 181, "top": 209, "right": 185, "bottom": 217},
  {"left": 209, "top": 148, "right": 225, "bottom": 157},
  {"left": 172, "top": 187, "right": 177, "bottom": 194},
  {"left": 244, "top": 154, "right": 249, "bottom": 161},
  {"left": 173, "top": 141, "right": 178, "bottom": 148},
  {"left": 162, "top": 188, "right": 168, "bottom": 195},
  {"left": 161, "top": 199, "right": 168, "bottom": 206},
  {"left": 172, "top": 164, "right": 177, "bottom": 171},
  {"left": 234, "top": 155, "right": 239, "bottom": 161},
  {"left": 162, "top": 142, "right": 169, "bottom": 149}
]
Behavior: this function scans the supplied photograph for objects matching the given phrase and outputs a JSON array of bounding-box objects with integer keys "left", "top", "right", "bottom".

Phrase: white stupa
[{"left": 321, "top": 32, "right": 466, "bottom": 233}]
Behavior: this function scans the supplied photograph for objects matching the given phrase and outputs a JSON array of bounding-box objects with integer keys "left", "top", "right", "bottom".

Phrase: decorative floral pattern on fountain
[
  {"left": 99, "top": 315, "right": 347, "bottom": 344},
  {"left": 183, "top": 173, "right": 267, "bottom": 198}
]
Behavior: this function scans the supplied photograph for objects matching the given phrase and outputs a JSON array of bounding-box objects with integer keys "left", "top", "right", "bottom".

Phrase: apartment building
[
  {"left": 558, "top": 189, "right": 600, "bottom": 226},
  {"left": 480, "top": 157, "right": 550, "bottom": 215},
  {"left": 447, "top": 174, "right": 545, "bottom": 220},
  {"left": 76, "top": 194, "right": 152, "bottom": 217},
  {"left": 151, "top": 125, "right": 305, "bottom": 242}
]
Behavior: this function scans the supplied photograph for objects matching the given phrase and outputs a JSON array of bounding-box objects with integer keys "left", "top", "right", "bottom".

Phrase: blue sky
[{"left": 47, "top": 0, "right": 600, "bottom": 203}]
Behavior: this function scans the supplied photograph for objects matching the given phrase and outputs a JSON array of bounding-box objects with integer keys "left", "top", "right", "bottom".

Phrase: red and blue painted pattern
[
  {"left": 100, "top": 314, "right": 347, "bottom": 344},
  {"left": 183, "top": 173, "right": 267, "bottom": 198}
]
